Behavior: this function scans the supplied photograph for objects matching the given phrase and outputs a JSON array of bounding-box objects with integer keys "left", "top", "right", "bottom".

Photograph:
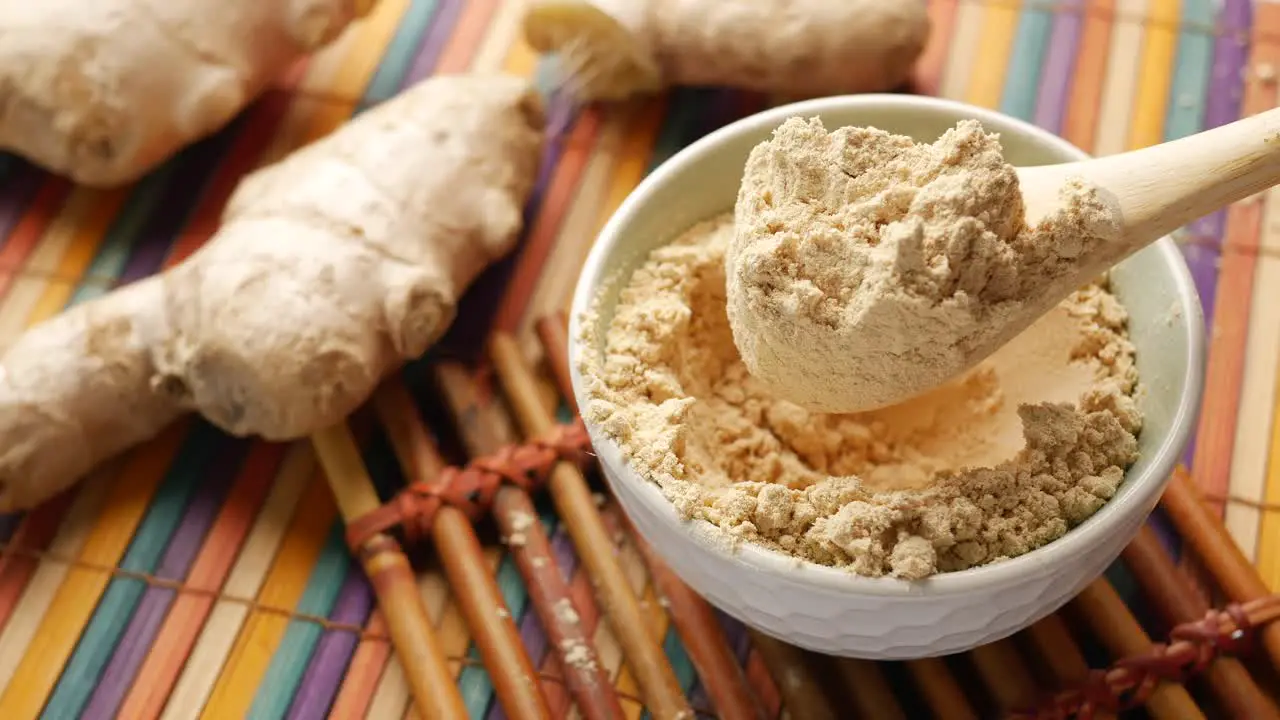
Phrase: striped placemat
[{"left": 0, "top": 1, "right": 1275, "bottom": 717}]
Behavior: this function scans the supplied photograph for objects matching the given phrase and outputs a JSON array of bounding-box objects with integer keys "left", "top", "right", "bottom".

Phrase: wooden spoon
[{"left": 1017, "top": 106, "right": 1280, "bottom": 263}]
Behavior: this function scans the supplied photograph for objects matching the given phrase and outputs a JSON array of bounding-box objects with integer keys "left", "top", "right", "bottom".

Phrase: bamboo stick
[
  {"left": 1121, "top": 523, "right": 1279, "bottom": 718},
  {"left": 536, "top": 313, "right": 772, "bottom": 720},
  {"left": 903, "top": 658, "right": 978, "bottom": 720},
  {"left": 746, "top": 630, "right": 839, "bottom": 720},
  {"left": 1162, "top": 466, "right": 1280, "bottom": 672},
  {"left": 1021, "top": 613, "right": 1117, "bottom": 720},
  {"left": 432, "top": 362, "right": 627, "bottom": 720},
  {"left": 311, "top": 422, "right": 467, "bottom": 720},
  {"left": 1069, "top": 578, "right": 1205, "bottom": 720},
  {"left": 834, "top": 659, "right": 906, "bottom": 720},
  {"left": 490, "top": 331, "right": 692, "bottom": 719},
  {"left": 968, "top": 639, "right": 1040, "bottom": 713},
  {"left": 371, "top": 380, "right": 552, "bottom": 720}
]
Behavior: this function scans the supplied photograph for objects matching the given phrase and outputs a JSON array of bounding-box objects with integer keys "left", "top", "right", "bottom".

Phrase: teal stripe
[
  {"left": 646, "top": 88, "right": 708, "bottom": 173},
  {"left": 1000, "top": 5, "right": 1055, "bottom": 120},
  {"left": 360, "top": 0, "right": 441, "bottom": 108},
  {"left": 39, "top": 422, "right": 220, "bottom": 719},
  {"left": 1164, "top": 0, "right": 1215, "bottom": 140},
  {"left": 67, "top": 165, "right": 179, "bottom": 306},
  {"left": 248, "top": 525, "right": 352, "bottom": 720}
]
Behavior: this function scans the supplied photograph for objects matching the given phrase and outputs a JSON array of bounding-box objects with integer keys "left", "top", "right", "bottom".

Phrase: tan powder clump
[
  {"left": 726, "top": 117, "right": 1122, "bottom": 414},
  {"left": 580, "top": 214, "right": 1141, "bottom": 580}
]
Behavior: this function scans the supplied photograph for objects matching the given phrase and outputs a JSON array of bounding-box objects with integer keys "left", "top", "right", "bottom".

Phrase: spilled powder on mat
[
  {"left": 725, "top": 117, "right": 1122, "bottom": 414},
  {"left": 580, "top": 214, "right": 1141, "bottom": 579}
]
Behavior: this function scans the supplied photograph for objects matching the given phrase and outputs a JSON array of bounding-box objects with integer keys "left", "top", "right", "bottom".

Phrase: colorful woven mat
[{"left": 0, "top": 0, "right": 1276, "bottom": 718}]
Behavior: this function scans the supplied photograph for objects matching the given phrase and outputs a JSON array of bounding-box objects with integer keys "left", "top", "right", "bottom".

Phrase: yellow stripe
[
  {"left": 1094, "top": 0, "right": 1149, "bottom": 156},
  {"left": 198, "top": 476, "right": 338, "bottom": 718},
  {"left": 940, "top": 0, "right": 984, "bottom": 101},
  {"left": 0, "top": 422, "right": 189, "bottom": 713},
  {"left": 1126, "top": 0, "right": 1178, "bottom": 150},
  {"left": 0, "top": 467, "right": 117, "bottom": 685},
  {"left": 964, "top": 1, "right": 1019, "bottom": 109}
]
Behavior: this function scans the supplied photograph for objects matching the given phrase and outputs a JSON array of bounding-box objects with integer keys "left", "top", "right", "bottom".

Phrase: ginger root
[
  {"left": 522, "top": 0, "right": 930, "bottom": 102},
  {"left": 0, "top": 73, "right": 546, "bottom": 511},
  {"left": 0, "top": 0, "right": 377, "bottom": 187}
]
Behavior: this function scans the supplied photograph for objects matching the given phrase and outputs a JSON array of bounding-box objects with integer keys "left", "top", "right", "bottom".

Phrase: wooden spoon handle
[{"left": 1022, "top": 105, "right": 1280, "bottom": 251}]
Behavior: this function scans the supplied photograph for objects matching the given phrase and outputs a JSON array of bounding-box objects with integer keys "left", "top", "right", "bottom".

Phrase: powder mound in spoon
[
  {"left": 726, "top": 116, "right": 1121, "bottom": 413},
  {"left": 580, "top": 214, "right": 1141, "bottom": 579}
]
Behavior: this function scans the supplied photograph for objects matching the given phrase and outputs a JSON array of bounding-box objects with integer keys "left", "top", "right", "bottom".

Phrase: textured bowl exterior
[{"left": 569, "top": 95, "right": 1206, "bottom": 659}]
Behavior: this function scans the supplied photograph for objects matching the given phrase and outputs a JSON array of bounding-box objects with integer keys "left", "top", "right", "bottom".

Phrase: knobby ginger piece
[
  {"left": 0, "top": 73, "right": 546, "bottom": 511},
  {"left": 522, "top": 0, "right": 930, "bottom": 102},
  {"left": 0, "top": 0, "right": 377, "bottom": 187}
]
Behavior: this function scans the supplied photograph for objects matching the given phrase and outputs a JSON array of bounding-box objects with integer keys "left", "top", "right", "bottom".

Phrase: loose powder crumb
[
  {"left": 580, "top": 214, "right": 1142, "bottom": 580},
  {"left": 725, "top": 117, "right": 1122, "bottom": 413}
]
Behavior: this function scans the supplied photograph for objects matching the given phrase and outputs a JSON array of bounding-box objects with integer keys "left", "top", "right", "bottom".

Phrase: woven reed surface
[{"left": 0, "top": 0, "right": 1278, "bottom": 717}]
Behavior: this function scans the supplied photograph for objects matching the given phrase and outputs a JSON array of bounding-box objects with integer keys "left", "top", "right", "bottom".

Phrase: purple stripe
[
  {"left": 115, "top": 127, "right": 241, "bottom": 286},
  {"left": 404, "top": 0, "right": 464, "bottom": 85},
  {"left": 79, "top": 436, "right": 245, "bottom": 718},
  {"left": 285, "top": 574, "right": 374, "bottom": 720},
  {"left": 1032, "top": 0, "right": 1085, "bottom": 133},
  {"left": 1182, "top": 0, "right": 1251, "bottom": 466}
]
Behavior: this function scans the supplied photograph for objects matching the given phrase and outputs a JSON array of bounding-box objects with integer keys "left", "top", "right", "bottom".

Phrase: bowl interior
[{"left": 570, "top": 94, "right": 1205, "bottom": 592}]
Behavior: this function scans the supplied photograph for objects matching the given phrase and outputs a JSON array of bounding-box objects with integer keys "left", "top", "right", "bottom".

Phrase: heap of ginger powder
[{"left": 579, "top": 212, "right": 1142, "bottom": 580}]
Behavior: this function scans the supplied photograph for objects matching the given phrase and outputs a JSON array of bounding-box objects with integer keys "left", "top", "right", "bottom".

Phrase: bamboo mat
[{"left": 0, "top": 0, "right": 1277, "bottom": 718}]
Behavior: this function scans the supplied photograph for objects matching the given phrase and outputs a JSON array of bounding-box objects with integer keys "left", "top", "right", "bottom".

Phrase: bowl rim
[{"left": 568, "top": 93, "right": 1207, "bottom": 596}]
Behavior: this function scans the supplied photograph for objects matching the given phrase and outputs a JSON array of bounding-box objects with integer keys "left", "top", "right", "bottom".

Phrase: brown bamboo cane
[
  {"left": 1069, "top": 577, "right": 1205, "bottom": 720},
  {"left": 903, "top": 658, "right": 978, "bottom": 720},
  {"left": 371, "top": 380, "right": 553, "bottom": 720},
  {"left": 1023, "top": 614, "right": 1093, "bottom": 691},
  {"left": 1121, "top": 523, "right": 1280, "bottom": 718},
  {"left": 489, "top": 331, "right": 693, "bottom": 719},
  {"left": 311, "top": 421, "right": 468, "bottom": 720},
  {"left": 968, "top": 639, "right": 1041, "bottom": 713},
  {"left": 834, "top": 659, "right": 907, "bottom": 720},
  {"left": 1021, "top": 614, "right": 1118, "bottom": 720},
  {"left": 536, "top": 313, "right": 774, "bottom": 720},
  {"left": 746, "top": 630, "right": 840, "bottom": 720},
  {"left": 432, "top": 362, "right": 628, "bottom": 720},
  {"left": 1162, "top": 466, "right": 1280, "bottom": 672}
]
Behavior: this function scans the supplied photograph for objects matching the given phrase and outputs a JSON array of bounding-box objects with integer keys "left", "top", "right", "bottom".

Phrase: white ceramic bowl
[{"left": 568, "top": 95, "right": 1206, "bottom": 659}]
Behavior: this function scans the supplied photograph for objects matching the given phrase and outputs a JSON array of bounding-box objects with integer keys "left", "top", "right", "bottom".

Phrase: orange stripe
[
  {"left": 0, "top": 422, "right": 190, "bottom": 714},
  {"left": 1061, "top": 0, "right": 1115, "bottom": 153},
  {"left": 492, "top": 111, "right": 603, "bottom": 332},
  {"left": 115, "top": 443, "right": 287, "bottom": 720},
  {"left": 198, "top": 475, "right": 338, "bottom": 719},
  {"left": 327, "top": 612, "right": 393, "bottom": 718},
  {"left": 1190, "top": 8, "right": 1280, "bottom": 506},
  {"left": 915, "top": 0, "right": 959, "bottom": 95}
]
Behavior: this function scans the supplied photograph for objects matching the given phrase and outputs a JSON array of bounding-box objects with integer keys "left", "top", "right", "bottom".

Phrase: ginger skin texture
[
  {"left": 0, "top": 73, "right": 546, "bottom": 512},
  {"left": 522, "top": 0, "right": 930, "bottom": 102},
  {"left": 0, "top": 0, "right": 376, "bottom": 187}
]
